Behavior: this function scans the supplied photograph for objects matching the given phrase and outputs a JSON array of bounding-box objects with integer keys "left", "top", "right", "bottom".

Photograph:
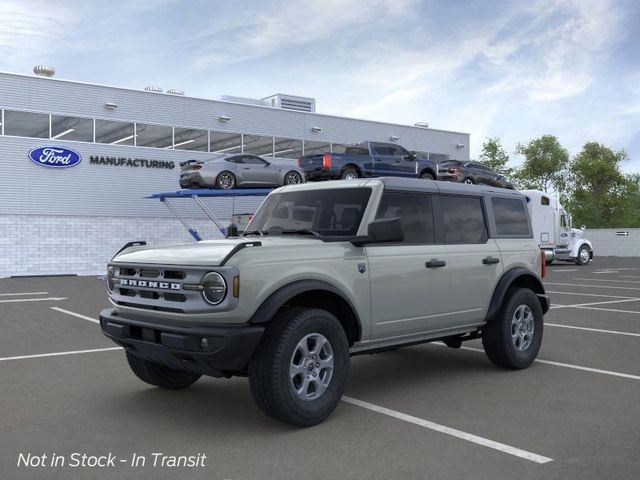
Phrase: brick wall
[{"left": 0, "top": 215, "right": 226, "bottom": 278}]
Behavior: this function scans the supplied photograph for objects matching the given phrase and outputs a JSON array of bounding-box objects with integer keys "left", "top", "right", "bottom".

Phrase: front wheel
[
  {"left": 216, "top": 171, "right": 236, "bottom": 189},
  {"left": 576, "top": 245, "right": 591, "bottom": 265},
  {"left": 420, "top": 171, "right": 435, "bottom": 180},
  {"left": 463, "top": 177, "right": 475, "bottom": 185},
  {"left": 481, "top": 288, "right": 543, "bottom": 369},
  {"left": 284, "top": 171, "right": 303, "bottom": 185},
  {"left": 126, "top": 352, "right": 201, "bottom": 389},
  {"left": 248, "top": 307, "right": 350, "bottom": 427}
]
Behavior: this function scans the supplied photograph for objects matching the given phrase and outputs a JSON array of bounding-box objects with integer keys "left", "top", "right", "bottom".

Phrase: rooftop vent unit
[
  {"left": 144, "top": 85, "right": 163, "bottom": 93},
  {"left": 218, "top": 95, "right": 270, "bottom": 107},
  {"left": 262, "top": 94, "right": 316, "bottom": 113},
  {"left": 33, "top": 65, "right": 55, "bottom": 77},
  {"left": 167, "top": 88, "right": 185, "bottom": 96}
]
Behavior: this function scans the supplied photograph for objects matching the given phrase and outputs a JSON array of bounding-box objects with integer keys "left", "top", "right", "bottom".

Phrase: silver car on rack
[{"left": 179, "top": 154, "right": 305, "bottom": 189}]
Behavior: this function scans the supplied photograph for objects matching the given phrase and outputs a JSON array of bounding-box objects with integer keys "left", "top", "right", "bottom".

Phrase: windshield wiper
[
  {"left": 280, "top": 229, "right": 321, "bottom": 238},
  {"left": 243, "top": 230, "right": 267, "bottom": 237}
]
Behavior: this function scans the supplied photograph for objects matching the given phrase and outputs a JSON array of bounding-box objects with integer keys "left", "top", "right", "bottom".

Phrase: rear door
[
  {"left": 371, "top": 143, "right": 397, "bottom": 177},
  {"left": 438, "top": 194, "right": 503, "bottom": 326},
  {"left": 367, "top": 190, "right": 452, "bottom": 340}
]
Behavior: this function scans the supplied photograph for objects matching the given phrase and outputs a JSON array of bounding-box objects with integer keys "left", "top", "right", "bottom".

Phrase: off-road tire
[
  {"left": 576, "top": 245, "right": 591, "bottom": 265},
  {"left": 482, "top": 288, "right": 543, "bottom": 369},
  {"left": 216, "top": 171, "right": 236, "bottom": 189},
  {"left": 248, "top": 307, "right": 350, "bottom": 427},
  {"left": 341, "top": 167, "right": 359, "bottom": 180},
  {"left": 420, "top": 171, "right": 435, "bottom": 180},
  {"left": 126, "top": 352, "right": 201, "bottom": 389}
]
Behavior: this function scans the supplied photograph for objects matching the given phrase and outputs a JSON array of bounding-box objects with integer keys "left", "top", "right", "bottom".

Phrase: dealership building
[{"left": 0, "top": 69, "right": 470, "bottom": 277}]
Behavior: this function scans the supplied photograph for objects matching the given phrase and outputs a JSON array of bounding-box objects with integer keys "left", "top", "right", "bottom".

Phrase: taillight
[
  {"left": 540, "top": 250, "right": 546, "bottom": 278},
  {"left": 322, "top": 153, "right": 331, "bottom": 169},
  {"left": 297, "top": 159, "right": 301, "bottom": 167},
  {"left": 449, "top": 167, "right": 461, "bottom": 173},
  {"left": 192, "top": 165, "right": 202, "bottom": 170}
]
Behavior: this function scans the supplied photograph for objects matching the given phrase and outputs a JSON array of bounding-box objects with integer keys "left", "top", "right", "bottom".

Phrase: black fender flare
[
  {"left": 248, "top": 280, "right": 362, "bottom": 340},
  {"left": 485, "top": 268, "right": 549, "bottom": 322}
]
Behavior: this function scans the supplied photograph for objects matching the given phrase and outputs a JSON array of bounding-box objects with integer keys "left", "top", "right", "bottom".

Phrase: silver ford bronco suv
[{"left": 100, "top": 178, "right": 549, "bottom": 426}]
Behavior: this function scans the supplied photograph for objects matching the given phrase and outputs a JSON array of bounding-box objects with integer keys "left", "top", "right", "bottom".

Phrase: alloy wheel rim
[
  {"left": 464, "top": 178, "right": 473, "bottom": 184},
  {"left": 286, "top": 172, "right": 301, "bottom": 184},
  {"left": 345, "top": 172, "right": 357, "bottom": 180},
  {"left": 289, "top": 333, "right": 334, "bottom": 401},
  {"left": 580, "top": 248, "right": 589, "bottom": 263},
  {"left": 219, "top": 173, "right": 234, "bottom": 189},
  {"left": 511, "top": 304, "right": 534, "bottom": 351}
]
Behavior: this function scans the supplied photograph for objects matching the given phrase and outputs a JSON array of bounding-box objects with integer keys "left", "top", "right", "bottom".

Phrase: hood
[
  {"left": 113, "top": 239, "right": 246, "bottom": 266},
  {"left": 112, "top": 236, "right": 322, "bottom": 266}
]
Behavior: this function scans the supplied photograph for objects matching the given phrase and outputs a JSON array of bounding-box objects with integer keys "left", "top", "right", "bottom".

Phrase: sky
[{"left": 1, "top": 0, "right": 639, "bottom": 170}]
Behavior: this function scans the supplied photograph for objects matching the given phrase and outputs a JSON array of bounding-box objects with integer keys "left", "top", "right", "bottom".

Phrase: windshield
[{"left": 245, "top": 188, "right": 372, "bottom": 237}]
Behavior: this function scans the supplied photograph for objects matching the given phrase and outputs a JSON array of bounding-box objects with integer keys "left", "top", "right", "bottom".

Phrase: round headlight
[
  {"left": 106, "top": 266, "right": 115, "bottom": 293},
  {"left": 201, "top": 272, "right": 227, "bottom": 305}
]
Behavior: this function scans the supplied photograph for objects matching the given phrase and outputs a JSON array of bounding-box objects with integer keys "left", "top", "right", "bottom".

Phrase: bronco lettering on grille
[{"left": 119, "top": 279, "right": 181, "bottom": 290}]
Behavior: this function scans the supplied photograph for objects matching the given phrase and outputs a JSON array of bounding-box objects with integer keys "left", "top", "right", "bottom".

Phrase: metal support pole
[
  {"left": 192, "top": 195, "right": 226, "bottom": 235},
  {"left": 161, "top": 198, "right": 202, "bottom": 241}
]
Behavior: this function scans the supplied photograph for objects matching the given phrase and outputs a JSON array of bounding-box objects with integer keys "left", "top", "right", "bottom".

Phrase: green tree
[
  {"left": 567, "top": 142, "right": 632, "bottom": 228},
  {"left": 514, "top": 135, "right": 569, "bottom": 192},
  {"left": 478, "top": 137, "right": 513, "bottom": 177}
]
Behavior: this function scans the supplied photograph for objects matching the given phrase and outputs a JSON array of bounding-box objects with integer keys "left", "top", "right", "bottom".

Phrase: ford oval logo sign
[{"left": 28, "top": 146, "right": 82, "bottom": 168}]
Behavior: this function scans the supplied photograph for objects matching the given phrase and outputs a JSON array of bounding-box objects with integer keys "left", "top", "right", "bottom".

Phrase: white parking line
[
  {"left": 342, "top": 396, "right": 553, "bottom": 464},
  {"left": 451, "top": 345, "right": 640, "bottom": 381},
  {"left": 51, "top": 307, "right": 99, "bottom": 324},
  {"left": 572, "top": 306, "right": 640, "bottom": 315},
  {"left": 0, "top": 347, "right": 122, "bottom": 362},
  {"left": 550, "top": 269, "right": 578, "bottom": 272},
  {"left": 550, "top": 298, "right": 640, "bottom": 310},
  {"left": 0, "top": 297, "right": 67, "bottom": 304},
  {"left": 573, "top": 278, "right": 640, "bottom": 284},
  {"left": 0, "top": 292, "right": 49, "bottom": 296},
  {"left": 545, "top": 282, "right": 640, "bottom": 291},
  {"left": 546, "top": 323, "right": 640, "bottom": 337},
  {"left": 620, "top": 275, "right": 640, "bottom": 279},
  {"left": 546, "top": 291, "right": 637, "bottom": 299}
]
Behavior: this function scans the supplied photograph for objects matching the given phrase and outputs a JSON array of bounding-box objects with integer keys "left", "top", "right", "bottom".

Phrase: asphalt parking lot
[{"left": 1, "top": 258, "right": 639, "bottom": 480}]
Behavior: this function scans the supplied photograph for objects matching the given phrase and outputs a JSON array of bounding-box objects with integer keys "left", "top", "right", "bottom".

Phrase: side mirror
[
  {"left": 405, "top": 151, "right": 416, "bottom": 161},
  {"left": 225, "top": 223, "right": 239, "bottom": 238},
  {"left": 352, "top": 218, "right": 404, "bottom": 246}
]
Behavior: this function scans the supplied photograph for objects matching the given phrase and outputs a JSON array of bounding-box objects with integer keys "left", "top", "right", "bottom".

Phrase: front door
[{"left": 367, "top": 190, "right": 453, "bottom": 340}]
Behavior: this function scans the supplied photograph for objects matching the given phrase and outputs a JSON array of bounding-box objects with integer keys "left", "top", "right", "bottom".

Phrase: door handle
[
  {"left": 426, "top": 259, "right": 446, "bottom": 268},
  {"left": 482, "top": 256, "right": 500, "bottom": 265}
]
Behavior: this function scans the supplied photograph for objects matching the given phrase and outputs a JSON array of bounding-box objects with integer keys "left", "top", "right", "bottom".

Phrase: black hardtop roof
[{"left": 379, "top": 177, "right": 524, "bottom": 198}]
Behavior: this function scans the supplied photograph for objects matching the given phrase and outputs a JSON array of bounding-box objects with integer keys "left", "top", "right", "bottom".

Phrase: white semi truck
[{"left": 522, "top": 190, "right": 593, "bottom": 266}]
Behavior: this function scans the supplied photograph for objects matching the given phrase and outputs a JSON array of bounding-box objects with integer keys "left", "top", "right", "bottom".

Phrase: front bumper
[
  {"left": 100, "top": 308, "right": 264, "bottom": 377},
  {"left": 437, "top": 173, "right": 461, "bottom": 182}
]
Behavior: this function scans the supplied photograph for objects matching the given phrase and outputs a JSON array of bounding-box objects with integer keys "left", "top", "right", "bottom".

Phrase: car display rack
[{"left": 146, "top": 188, "right": 272, "bottom": 241}]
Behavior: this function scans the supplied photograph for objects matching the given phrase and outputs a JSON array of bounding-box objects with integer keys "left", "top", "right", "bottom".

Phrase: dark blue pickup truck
[{"left": 298, "top": 141, "right": 438, "bottom": 181}]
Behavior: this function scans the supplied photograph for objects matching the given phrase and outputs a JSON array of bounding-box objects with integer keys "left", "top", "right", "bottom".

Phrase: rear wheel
[
  {"left": 463, "top": 177, "right": 475, "bottom": 185},
  {"left": 341, "top": 167, "right": 359, "bottom": 180},
  {"left": 249, "top": 307, "right": 350, "bottom": 427},
  {"left": 216, "top": 171, "right": 236, "bottom": 189},
  {"left": 420, "top": 171, "right": 435, "bottom": 180},
  {"left": 284, "top": 171, "right": 303, "bottom": 185},
  {"left": 126, "top": 352, "right": 201, "bottom": 389},
  {"left": 576, "top": 245, "right": 591, "bottom": 265},
  {"left": 481, "top": 288, "right": 543, "bottom": 369}
]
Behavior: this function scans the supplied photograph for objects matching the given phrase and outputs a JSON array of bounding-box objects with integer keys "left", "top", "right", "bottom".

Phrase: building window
[
  {"left": 3, "top": 110, "right": 49, "bottom": 138},
  {"left": 95, "top": 119, "right": 135, "bottom": 145},
  {"left": 244, "top": 134, "right": 274, "bottom": 156},
  {"left": 274, "top": 137, "right": 303, "bottom": 159},
  {"left": 303, "top": 140, "right": 330, "bottom": 156},
  {"left": 429, "top": 153, "right": 450, "bottom": 163},
  {"left": 51, "top": 115, "right": 93, "bottom": 142},
  {"left": 173, "top": 127, "right": 208, "bottom": 151},
  {"left": 135, "top": 123, "right": 172, "bottom": 149},
  {"left": 210, "top": 131, "right": 243, "bottom": 154}
]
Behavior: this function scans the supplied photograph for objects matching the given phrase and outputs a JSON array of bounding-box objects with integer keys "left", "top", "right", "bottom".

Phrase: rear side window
[
  {"left": 492, "top": 197, "right": 530, "bottom": 236},
  {"left": 345, "top": 147, "right": 370, "bottom": 156},
  {"left": 440, "top": 195, "right": 488, "bottom": 244},
  {"left": 376, "top": 192, "right": 434, "bottom": 244}
]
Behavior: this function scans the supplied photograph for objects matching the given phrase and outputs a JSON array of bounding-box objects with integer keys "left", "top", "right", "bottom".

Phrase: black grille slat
[
  {"left": 139, "top": 269, "right": 160, "bottom": 278},
  {"left": 163, "top": 293, "right": 186, "bottom": 303},
  {"left": 164, "top": 270, "right": 186, "bottom": 280}
]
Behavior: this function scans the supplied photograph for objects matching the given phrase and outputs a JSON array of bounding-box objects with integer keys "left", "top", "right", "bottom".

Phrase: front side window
[
  {"left": 492, "top": 197, "right": 530, "bottom": 236},
  {"left": 441, "top": 195, "right": 488, "bottom": 244},
  {"left": 4, "top": 110, "right": 49, "bottom": 138},
  {"left": 375, "top": 191, "right": 434, "bottom": 244},
  {"left": 246, "top": 188, "right": 372, "bottom": 237}
]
